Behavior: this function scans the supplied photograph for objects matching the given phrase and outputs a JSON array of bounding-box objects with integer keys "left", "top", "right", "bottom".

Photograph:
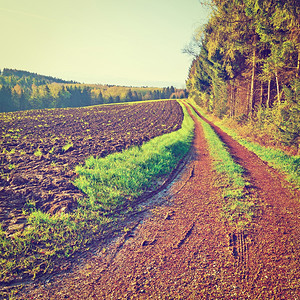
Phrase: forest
[
  {"left": 186, "top": 0, "right": 299, "bottom": 153},
  {"left": 0, "top": 68, "right": 187, "bottom": 113}
]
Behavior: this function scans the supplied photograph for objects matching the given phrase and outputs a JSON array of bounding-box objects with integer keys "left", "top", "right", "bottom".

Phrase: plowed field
[{"left": 0, "top": 100, "right": 183, "bottom": 232}]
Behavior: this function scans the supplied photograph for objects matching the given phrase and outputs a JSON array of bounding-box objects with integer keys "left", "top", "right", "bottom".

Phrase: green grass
[
  {"left": 0, "top": 100, "right": 194, "bottom": 283},
  {"left": 218, "top": 129, "right": 300, "bottom": 189},
  {"left": 74, "top": 101, "right": 194, "bottom": 210},
  {"left": 188, "top": 103, "right": 256, "bottom": 229},
  {"left": 189, "top": 99, "right": 300, "bottom": 189}
]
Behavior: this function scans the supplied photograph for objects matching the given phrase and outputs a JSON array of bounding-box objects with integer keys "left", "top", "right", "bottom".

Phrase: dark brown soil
[
  {"left": 0, "top": 101, "right": 183, "bottom": 232},
  {"left": 16, "top": 106, "right": 300, "bottom": 299}
]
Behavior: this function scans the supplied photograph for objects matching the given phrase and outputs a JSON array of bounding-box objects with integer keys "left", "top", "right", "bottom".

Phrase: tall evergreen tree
[{"left": 0, "top": 86, "right": 13, "bottom": 112}]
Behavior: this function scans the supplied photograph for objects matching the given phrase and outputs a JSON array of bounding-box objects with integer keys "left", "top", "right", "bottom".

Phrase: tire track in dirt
[
  {"left": 192, "top": 105, "right": 300, "bottom": 298},
  {"left": 17, "top": 106, "right": 300, "bottom": 299}
]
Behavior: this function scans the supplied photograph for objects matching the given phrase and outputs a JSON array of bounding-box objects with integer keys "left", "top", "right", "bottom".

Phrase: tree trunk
[
  {"left": 246, "top": 81, "right": 251, "bottom": 115},
  {"left": 275, "top": 70, "right": 280, "bottom": 103},
  {"left": 230, "top": 83, "right": 235, "bottom": 117},
  {"left": 249, "top": 42, "right": 257, "bottom": 115},
  {"left": 267, "top": 79, "right": 271, "bottom": 108},
  {"left": 232, "top": 85, "right": 236, "bottom": 117},
  {"left": 229, "top": 84, "right": 233, "bottom": 117},
  {"left": 260, "top": 81, "right": 263, "bottom": 107},
  {"left": 297, "top": 49, "right": 300, "bottom": 78}
]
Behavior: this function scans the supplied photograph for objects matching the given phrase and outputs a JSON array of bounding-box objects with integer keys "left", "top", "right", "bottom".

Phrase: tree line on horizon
[
  {"left": 0, "top": 69, "right": 187, "bottom": 112},
  {"left": 186, "top": 0, "right": 299, "bottom": 152}
]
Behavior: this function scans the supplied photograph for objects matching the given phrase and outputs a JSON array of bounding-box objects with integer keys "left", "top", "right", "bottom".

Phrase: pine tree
[
  {"left": 0, "top": 86, "right": 13, "bottom": 112},
  {"left": 97, "top": 91, "right": 104, "bottom": 105}
]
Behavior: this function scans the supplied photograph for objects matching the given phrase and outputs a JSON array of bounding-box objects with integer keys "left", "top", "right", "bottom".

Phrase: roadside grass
[
  {"left": 188, "top": 104, "right": 256, "bottom": 229},
  {"left": 226, "top": 134, "right": 300, "bottom": 189},
  {"left": 0, "top": 100, "right": 194, "bottom": 283},
  {"left": 189, "top": 99, "right": 300, "bottom": 189}
]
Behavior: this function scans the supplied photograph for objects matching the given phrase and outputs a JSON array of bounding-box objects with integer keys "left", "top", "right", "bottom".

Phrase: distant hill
[
  {"left": 0, "top": 68, "right": 77, "bottom": 88},
  {"left": 0, "top": 68, "right": 187, "bottom": 113}
]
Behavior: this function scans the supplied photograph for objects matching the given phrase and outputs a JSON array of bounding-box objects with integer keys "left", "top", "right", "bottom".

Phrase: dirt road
[{"left": 18, "top": 108, "right": 300, "bottom": 299}]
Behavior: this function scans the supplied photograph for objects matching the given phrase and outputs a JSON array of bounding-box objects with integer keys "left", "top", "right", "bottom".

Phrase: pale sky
[{"left": 0, "top": 0, "right": 210, "bottom": 88}]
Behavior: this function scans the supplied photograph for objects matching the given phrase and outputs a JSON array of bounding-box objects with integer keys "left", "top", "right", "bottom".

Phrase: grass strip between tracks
[
  {"left": 189, "top": 99, "right": 300, "bottom": 189},
  {"left": 0, "top": 100, "right": 194, "bottom": 284},
  {"left": 188, "top": 104, "right": 256, "bottom": 229}
]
